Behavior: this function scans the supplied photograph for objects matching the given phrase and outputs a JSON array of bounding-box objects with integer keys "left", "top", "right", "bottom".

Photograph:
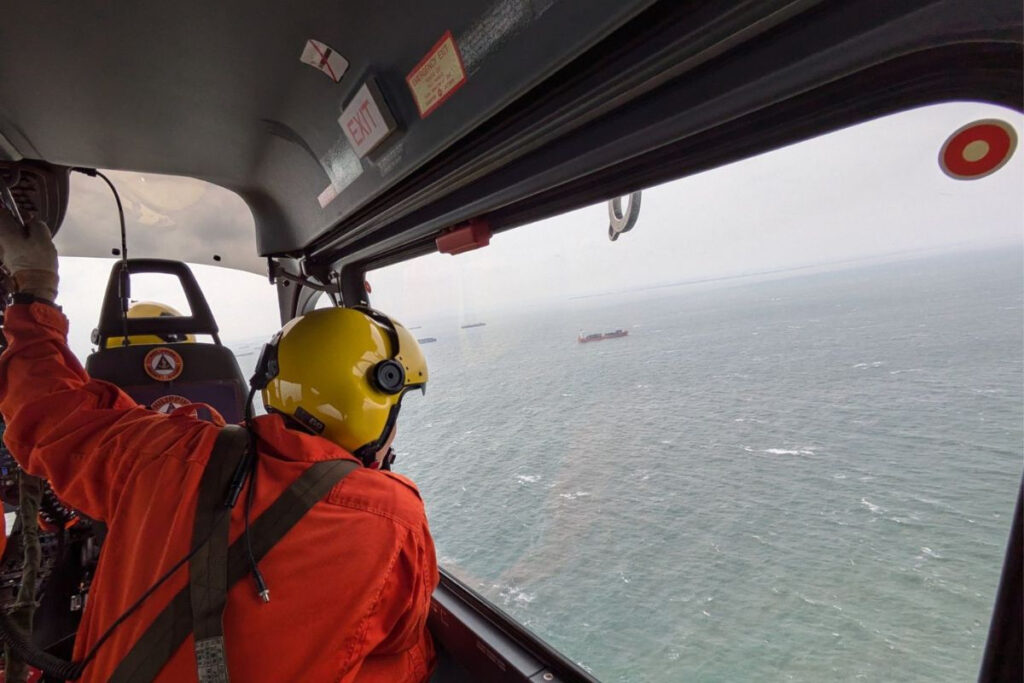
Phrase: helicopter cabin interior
[{"left": 0, "top": 1, "right": 1021, "bottom": 681}]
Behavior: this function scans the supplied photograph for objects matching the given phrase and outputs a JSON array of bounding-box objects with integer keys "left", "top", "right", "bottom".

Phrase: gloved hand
[{"left": 0, "top": 210, "right": 59, "bottom": 301}]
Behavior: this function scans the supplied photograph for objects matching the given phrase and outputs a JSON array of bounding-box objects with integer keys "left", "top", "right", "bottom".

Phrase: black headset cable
[
  {"left": 242, "top": 386, "right": 270, "bottom": 602},
  {"left": 71, "top": 168, "right": 130, "bottom": 346}
]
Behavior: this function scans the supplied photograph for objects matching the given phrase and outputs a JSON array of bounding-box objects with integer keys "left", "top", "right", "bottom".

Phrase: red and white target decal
[
  {"left": 939, "top": 119, "right": 1017, "bottom": 180},
  {"left": 151, "top": 394, "right": 191, "bottom": 414},
  {"left": 143, "top": 347, "right": 184, "bottom": 382}
]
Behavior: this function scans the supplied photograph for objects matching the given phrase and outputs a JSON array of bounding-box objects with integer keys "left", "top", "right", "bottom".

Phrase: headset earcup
[{"left": 373, "top": 359, "right": 405, "bottom": 394}]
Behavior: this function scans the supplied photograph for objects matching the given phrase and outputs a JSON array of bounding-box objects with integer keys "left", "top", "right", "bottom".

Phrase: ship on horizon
[
  {"left": 461, "top": 322, "right": 486, "bottom": 329},
  {"left": 578, "top": 329, "right": 629, "bottom": 343}
]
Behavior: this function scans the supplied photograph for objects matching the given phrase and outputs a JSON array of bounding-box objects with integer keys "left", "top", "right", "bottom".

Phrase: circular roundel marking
[
  {"left": 939, "top": 119, "right": 1017, "bottom": 180},
  {"left": 143, "top": 347, "right": 184, "bottom": 382},
  {"left": 151, "top": 394, "right": 191, "bottom": 414}
]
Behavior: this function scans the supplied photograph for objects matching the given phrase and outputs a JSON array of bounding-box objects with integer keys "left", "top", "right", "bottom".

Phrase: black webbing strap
[
  {"left": 190, "top": 425, "right": 248, "bottom": 682},
  {"left": 107, "top": 432, "right": 359, "bottom": 683}
]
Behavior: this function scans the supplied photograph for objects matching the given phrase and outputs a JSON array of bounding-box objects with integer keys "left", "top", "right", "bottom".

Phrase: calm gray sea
[{"left": 236, "top": 247, "right": 1023, "bottom": 682}]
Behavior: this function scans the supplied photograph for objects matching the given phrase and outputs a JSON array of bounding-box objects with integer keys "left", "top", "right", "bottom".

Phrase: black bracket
[{"left": 267, "top": 258, "right": 340, "bottom": 296}]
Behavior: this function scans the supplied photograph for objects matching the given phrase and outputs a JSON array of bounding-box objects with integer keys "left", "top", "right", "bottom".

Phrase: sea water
[{"left": 233, "top": 247, "right": 1022, "bottom": 682}]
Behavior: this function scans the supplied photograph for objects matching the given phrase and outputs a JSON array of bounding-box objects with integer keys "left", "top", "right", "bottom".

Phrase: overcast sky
[{"left": 55, "top": 102, "right": 1022, "bottom": 360}]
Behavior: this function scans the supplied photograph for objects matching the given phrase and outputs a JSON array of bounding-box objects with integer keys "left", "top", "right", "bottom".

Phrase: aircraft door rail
[
  {"left": 429, "top": 569, "right": 597, "bottom": 683},
  {"left": 978, "top": 476, "right": 1023, "bottom": 682}
]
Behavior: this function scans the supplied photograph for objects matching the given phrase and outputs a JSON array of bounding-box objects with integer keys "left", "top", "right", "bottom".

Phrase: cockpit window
[
  {"left": 56, "top": 170, "right": 263, "bottom": 275},
  {"left": 368, "top": 103, "right": 1023, "bottom": 680}
]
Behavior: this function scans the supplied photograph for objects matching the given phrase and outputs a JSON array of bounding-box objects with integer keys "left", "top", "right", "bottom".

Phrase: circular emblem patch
[
  {"left": 939, "top": 119, "right": 1017, "bottom": 180},
  {"left": 144, "top": 347, "right": 184, "bottom": 382},
  {"left": 151, "top": 394, "right": 191, "bottom": 414}
]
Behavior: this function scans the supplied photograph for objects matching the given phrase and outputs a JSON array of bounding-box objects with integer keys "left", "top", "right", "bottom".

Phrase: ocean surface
[{"left": 235, "top": 247, "right": 1023, "bottom": 682}]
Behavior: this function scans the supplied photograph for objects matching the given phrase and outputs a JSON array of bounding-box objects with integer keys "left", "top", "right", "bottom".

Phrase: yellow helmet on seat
[
  {"left": 104, "top": 301, "right": 196, "bottom": 348},
  {"left": 258, "top": 307, "right": 428, "bottom": 462}
]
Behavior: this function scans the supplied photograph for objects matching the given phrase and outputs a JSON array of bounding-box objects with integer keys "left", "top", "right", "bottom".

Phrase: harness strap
[
  {"left": 107, "top": 429, "right": 358, "bottom": 683},
  {"left": 190, "top": 425, "right": 247, "bottom": 682}
]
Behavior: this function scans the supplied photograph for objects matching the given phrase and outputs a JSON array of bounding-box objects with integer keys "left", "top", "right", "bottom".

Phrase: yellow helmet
[
  {"left": 104, "top": 301, "right": 196, "bottom": 348},
  {"left": 258, "top": 307, "right": 428, "bottom": 462}
]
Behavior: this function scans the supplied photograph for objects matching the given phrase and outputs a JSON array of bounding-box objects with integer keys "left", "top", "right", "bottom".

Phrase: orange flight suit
[{"left": 0, "top": 303, "right": 438, "bottom": 682}]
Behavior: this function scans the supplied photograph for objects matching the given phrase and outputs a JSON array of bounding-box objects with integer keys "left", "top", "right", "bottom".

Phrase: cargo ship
[
  {"left": 417, "top": 337, "right": 437, "bottom": 344},
  {"left": 578, "top": 329, "right": 629, "bottom": 343},
  {"left": 461, "top": 322, "right": 486, "bottom": 329}
]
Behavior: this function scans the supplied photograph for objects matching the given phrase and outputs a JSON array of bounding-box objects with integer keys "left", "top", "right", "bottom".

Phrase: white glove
[{"left": 0, "top": 210, "right": 59, "bottom": 301}]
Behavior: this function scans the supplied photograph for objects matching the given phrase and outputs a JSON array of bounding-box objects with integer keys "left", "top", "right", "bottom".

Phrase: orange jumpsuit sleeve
[
  {"left": 339, "top": 516, "right": 440, "bottom": 682},
  {"left": 0, "top": 303, "right": 209, "bottom": 522}
]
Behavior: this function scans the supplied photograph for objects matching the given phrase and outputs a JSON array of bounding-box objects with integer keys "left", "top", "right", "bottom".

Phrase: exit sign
[{"left": 339, "top": 80, "right": 398, "bottom": 158}]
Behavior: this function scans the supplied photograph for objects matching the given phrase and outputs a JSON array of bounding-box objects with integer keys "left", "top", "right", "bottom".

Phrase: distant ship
[
  {"left": 578, "top": 329, "right": 629, "bottom": 343},
  {"left": 461, "top": 322, "right": 486, "bottom": 329},
  {"left": 417, "top": 337, "right": 437, "bottom": 344}
]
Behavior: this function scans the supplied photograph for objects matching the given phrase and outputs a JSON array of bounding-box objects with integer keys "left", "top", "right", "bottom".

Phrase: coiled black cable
[{"left": 0, "top": 612, "right": 83, "bottom": 680}]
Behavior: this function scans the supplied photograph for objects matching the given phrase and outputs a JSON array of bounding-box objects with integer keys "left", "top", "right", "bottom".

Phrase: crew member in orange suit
[{"left": 0, "top": 212, "right": 438, "bottom": 682}]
